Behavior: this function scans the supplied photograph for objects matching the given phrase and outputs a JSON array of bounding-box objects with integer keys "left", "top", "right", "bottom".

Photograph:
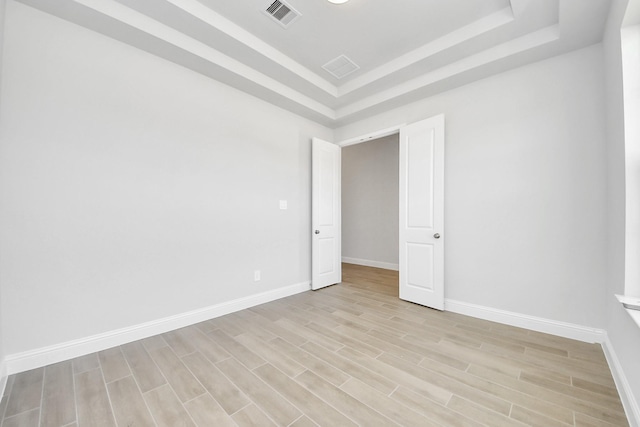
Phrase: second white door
[{"left": 399, "top": 115, "right": 445, "bottom": 310}]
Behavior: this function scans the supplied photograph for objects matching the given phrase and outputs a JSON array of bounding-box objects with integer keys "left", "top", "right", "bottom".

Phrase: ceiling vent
[
  {"left": 322, "top": 55, "right": 360, "bottom": 79},
  {"left": 264, "top": 0, "right": 301, "bottom": 28}
]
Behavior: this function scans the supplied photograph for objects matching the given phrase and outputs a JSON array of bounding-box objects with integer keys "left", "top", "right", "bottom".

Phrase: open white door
[
  {"left": 312, "top": 138, "right": 341, "bottom": 290},
  {"left": 399, "top": 115, "right": 445, "bottom": 309}
]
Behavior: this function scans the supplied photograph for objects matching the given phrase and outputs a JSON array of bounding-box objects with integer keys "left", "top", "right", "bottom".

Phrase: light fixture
[{"left": 327, "top": 0, "right": 349, "bottom": 4}]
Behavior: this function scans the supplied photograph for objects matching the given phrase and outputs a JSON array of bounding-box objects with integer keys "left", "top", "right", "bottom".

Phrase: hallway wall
[{"left": 342, "top": 134, "right": 399, "bottom": 269}]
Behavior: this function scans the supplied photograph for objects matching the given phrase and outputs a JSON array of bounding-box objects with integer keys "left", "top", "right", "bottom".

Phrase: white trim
[
  {"left": 74, "top": 0, "right": 336, "bottom": 121},
  {"left": 616, "top": 294, "right": 640, "bottom": 328},
  {"left": 338, "top": 7, "right": 515, "bottom": 96},
  {"left": 0, "top": 359, "right": 7, "bottom": 399},
  {"left": 169, "top": 0, "right": 336, "bottom": 96},
  {"left": 5, "top": 281, "right": 311, "bottom": 375},
  {"left": 342, "top": 257, "right": 399, "bottom": 271},
  {"left": 338, "top": 125, "right": 403, "bottom": 147},
  {"left": 444, "top": 299, "right": 606, "bottom": 343},
  {"left": 602, "top": 333, "right": 640, "bottom": 427},
  {"left": 335, "top": 25, "right": 559, "bottom": 119}
]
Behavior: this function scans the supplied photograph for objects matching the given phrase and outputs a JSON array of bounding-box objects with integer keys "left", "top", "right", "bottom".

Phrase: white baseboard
[
  {"left": 444, "top": 299, "right": 606, "bottom": 343},
  {"left": 602, "top": 334, "right": 640, "bottom": 427},
  {"left": 342, "top": 257, "right": 399, "bottom": 271},
  {"left": 5, "top": 281, "right": 311, "bottom": 375}
]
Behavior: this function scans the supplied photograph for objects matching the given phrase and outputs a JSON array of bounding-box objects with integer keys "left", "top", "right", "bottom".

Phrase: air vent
[
  {"left": 322, "top": 55, "right": 360, "bottom": 79},
  {"left": 264, "top": 0, "right": 301, "bottom": 28}
]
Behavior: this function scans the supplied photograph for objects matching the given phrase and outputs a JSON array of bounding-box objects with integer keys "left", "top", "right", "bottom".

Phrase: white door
[
  {"left": 399, "top": 115, "right": 445, "bottom": 309},
  {"left": 312, "top": 138, "right": 341, "bottom": 290}
]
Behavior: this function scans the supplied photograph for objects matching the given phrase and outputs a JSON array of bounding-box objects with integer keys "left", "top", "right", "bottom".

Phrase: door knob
[
  {"left": 315, "top": 230, "right": 320, "bottom": 234},
  {"left": 433, "top": 233, "right": 440, "bottom": 239}
]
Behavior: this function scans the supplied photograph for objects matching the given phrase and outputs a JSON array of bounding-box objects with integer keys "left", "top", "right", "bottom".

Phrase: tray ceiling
[{"left": 16, "top": 0, "right": 612, "bottom": 127}]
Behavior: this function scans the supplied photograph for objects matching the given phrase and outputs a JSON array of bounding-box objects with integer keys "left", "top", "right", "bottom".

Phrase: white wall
[
  {"left": 0, "top": 1, "right": 331, "bottom": 356},
  {"left": 342, "top": 135, "right": 399, "bottom": 268},
  {"left": 604, "top": 0, "right": 640, "bottom": 421},
  {"left": 336, "top": 45, "right": 608, "bottom": 329},
  {"left": 0, "top": 0, "right": 6, "bottom": 390}
]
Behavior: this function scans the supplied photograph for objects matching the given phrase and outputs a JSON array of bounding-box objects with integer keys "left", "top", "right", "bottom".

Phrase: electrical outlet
[
  {"left": 279, "top": 200, "right": 288, "bottom": 210},
  {"left": 254, "top": 270, "right": 261, "bottom": 281}
]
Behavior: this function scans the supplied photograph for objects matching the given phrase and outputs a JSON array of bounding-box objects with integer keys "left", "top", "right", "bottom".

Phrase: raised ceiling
[{"left": 17, "top": 0, "right": 612, "bottom": 127}]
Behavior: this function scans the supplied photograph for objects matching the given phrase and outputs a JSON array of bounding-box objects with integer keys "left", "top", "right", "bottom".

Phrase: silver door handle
[
  {"left": 433, "top": 233, "right": 440, "bottom": 239},
  {"left": 314, "top": 230, "right": 320, "bottom": 234}
]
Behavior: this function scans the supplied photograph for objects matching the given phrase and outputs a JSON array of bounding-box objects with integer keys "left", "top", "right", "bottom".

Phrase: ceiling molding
[
  {"left": 335, "top": 25, "right": 561, "bottom": 120},
  {"left": 74, "top": 0, "right": 336, "bottom": 120},
  {"left": 165, "top": 0, "right": 338, "bottom": 97},
  {"left": 337, "top": 7, "right": 516, "bottom": 97},
  {"left": 16, "top": 0, "right": 611, "bottom": 128}
]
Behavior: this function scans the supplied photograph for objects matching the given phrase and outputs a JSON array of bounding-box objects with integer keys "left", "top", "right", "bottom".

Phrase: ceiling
[{"left": 16, "top": 0, "right": 612, "bottom": 127}]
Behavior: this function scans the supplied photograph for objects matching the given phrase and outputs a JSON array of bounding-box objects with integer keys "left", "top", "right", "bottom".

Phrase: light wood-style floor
[{"left": 0, "top": 263, "right": 629, "bottom": 426}]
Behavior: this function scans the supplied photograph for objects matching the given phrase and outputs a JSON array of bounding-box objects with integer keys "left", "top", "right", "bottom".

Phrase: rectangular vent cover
[
  {"left": 264, "top": 0, "right": 301, "bottom": 28},
  {"left": 322, "top": 55, "right": 360, "bottom": 79}
]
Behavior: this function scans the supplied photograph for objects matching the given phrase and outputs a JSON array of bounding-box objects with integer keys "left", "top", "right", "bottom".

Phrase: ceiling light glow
[{"left": 327, "top": 0, "right": 349, "bottom": 4}]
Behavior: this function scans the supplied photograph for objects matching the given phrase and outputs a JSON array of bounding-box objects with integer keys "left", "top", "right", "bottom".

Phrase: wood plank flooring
[{"left": 0, "top": 263, "right": 629, "bottom": 426}]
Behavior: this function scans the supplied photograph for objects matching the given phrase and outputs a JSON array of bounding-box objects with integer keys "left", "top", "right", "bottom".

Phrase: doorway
[
  {"left": 341, "top": 134, "right": 400, "bottom": 272},
  {"left": 312, "top": 116, "right": 445, "bottom": 309}
]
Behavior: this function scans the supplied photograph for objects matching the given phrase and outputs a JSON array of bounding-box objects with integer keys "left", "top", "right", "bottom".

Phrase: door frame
[
  {"left": 336, "top": 120, "right": 444, "bottom": 309},
  {"left": 338, "top": 125, "right": 405, "bottom": 149}
]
